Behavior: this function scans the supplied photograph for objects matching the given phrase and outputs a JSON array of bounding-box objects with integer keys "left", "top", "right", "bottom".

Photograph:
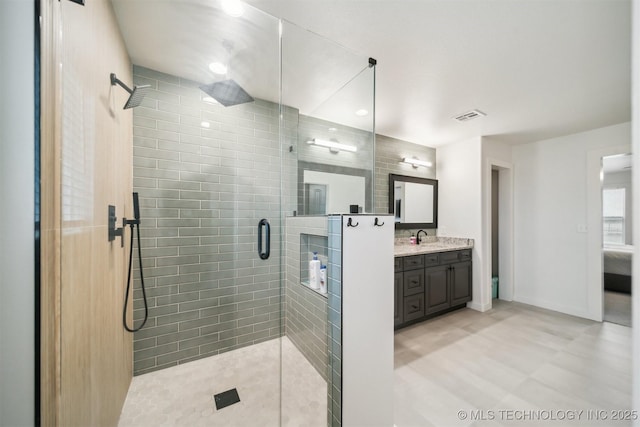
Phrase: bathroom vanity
[{"left": 394, "top": 238, "right": 473, "bottom": 329}]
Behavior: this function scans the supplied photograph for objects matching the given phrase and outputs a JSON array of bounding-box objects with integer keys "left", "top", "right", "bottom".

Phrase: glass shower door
[{"left": 113, "top": 1, "right": 287, "bottom": 425}]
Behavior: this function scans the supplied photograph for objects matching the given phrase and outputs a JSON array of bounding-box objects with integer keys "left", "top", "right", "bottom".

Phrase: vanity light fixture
[
  {"left": 402, "top": 157, "right": 432, "bottom": 168},
  {"left": 307, "top": 138, "right": 357, "bottom": 153}
]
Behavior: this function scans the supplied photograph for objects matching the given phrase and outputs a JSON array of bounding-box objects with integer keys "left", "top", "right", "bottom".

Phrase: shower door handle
[{"left": 258, "top": 219, "right": 270, "bottom": 260}]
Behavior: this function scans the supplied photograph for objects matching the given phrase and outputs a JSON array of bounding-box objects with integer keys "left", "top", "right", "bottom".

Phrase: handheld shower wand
[{"left": 123, "top": 192, "right": 148, "bottom": 332}]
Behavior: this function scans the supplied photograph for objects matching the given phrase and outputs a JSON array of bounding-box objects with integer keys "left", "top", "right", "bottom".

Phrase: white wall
[
  {"left": 0, "top": 0, "right": 35, "bottom": 425},
  {"left": 436, "top": 137, "right": 486, "bottom": 310},
  {"left": 632, "top": 0, "right": 639, "bottom": 421},
  {"left": 513, "top": 122, "right": 631, "bottom": 320}
]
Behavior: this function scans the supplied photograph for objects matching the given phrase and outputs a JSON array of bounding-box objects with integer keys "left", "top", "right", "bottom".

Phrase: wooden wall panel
[{"left": 41, "top": 0, "right": 133, "bottom": 425}]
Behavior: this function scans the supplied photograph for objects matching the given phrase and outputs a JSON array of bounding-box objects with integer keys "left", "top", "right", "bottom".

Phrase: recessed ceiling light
[
  {"left": 328, "top": 127, "right": 337, "bottom": 132},
  {"left": 209, "top": 61, "right": 228, "bottom": 75},
  {"left": 221, "top": 0, "right": 244, "bottom": 17},
  {"left": 203, "top": 96, "right": 218, "bottom": 104},
  {"left": 355, "top": 109, "right": 368, "bottom": 117},
  {"left": 201, "top": 121, "right": 211, "bottom": 128}
]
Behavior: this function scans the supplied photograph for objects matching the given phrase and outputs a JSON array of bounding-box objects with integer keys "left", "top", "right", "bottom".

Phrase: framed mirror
[{"left": 389, "top": 174, "right": 438, "bottom": 229}]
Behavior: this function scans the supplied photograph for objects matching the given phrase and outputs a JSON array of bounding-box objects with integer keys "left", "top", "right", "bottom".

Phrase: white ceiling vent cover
[{"left": 454, "top": 109, "right": 486, "bottom": 122}]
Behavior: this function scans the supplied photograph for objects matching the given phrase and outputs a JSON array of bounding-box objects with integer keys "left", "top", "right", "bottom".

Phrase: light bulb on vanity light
[
  {"left": 402, "top": 157, "right": 432, "bottom": 168},
  {"left": 307, "top": 138, "right": 357, "bottom": 153}
]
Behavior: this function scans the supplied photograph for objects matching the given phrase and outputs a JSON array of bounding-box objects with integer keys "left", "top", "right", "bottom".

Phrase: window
[{"left": 603, "top": 188, "right": 625, "bottom": 245}]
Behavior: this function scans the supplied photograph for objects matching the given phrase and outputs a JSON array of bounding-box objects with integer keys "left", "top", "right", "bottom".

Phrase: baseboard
[
  {"left": 513, "top": 296, "right": 598, "bottom": 321},
  {"left": 467, "top": 300, "right": 492, "bottom": 312}
]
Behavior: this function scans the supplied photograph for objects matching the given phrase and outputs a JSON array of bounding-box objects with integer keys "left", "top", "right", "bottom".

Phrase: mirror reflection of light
[
  {"left": 355, "top": 109, "right": 368, "bottom": 117},
  {"left": 221, "top": 0, "right": 244, "bottom": 17}
]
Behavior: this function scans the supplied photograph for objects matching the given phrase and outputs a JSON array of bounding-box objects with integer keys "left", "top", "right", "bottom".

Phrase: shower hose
[{"left": 123, "top": 220, "right": 148, "bottom": 332}]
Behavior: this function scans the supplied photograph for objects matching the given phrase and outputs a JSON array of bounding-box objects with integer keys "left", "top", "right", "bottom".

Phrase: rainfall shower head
[
  {"left": 110, "top": 73, "right": 150, "bottom": 109},
  {"left": 199, "top": 79, "right": 254, "bottom": 107}
]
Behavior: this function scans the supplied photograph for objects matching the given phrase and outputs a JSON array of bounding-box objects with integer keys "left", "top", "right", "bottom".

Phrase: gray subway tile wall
[
  {"left": 327, "top": 215, "right": 343, "bottom": 427},
  {"left": 131, "top": 65, "right": 291, "bottom": 375},
  {"left": 130, "top": 65, "right": 436, "bottom": 380},
  {"left": 285, "top": 216, "right": 329, "bottom": 381}
]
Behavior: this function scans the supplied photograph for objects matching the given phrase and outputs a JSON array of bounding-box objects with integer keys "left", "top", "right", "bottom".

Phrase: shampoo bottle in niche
[
  {"left": 309, "top": 252, "right": 321, "bottom": 290},
  {"left": 319, "top": 265, "right": 327, "bottom": 294}
]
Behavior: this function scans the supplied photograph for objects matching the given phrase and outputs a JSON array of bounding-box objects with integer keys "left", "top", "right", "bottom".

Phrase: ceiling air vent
[{"left": 454, "top": 109, "right": 486, "bottom": 122}]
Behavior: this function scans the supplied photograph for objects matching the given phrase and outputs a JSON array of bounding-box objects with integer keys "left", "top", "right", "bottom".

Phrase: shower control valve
[{"left": 108, "top": 205, "right": 125, "bottom": 247}]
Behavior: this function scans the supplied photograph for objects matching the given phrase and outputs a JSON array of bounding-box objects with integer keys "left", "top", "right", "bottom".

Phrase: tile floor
[
  {"left": 118, "top": 337, "right": 326, "bottom": 427},
  {"left": 394, "top": 300, "right": 633, "bottom": 427},
  {"left": 119, "top": 301, "right": 633, "bottom": 427}
]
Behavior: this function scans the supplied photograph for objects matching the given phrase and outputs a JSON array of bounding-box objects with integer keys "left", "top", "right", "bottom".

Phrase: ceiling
[{"left": 113, "top": 0, "right": 631, "bottom": 147}]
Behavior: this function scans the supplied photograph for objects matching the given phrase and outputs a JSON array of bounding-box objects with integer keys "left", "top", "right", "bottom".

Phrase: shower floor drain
[{"left": 214, "top": 388, "right": 240, "bottom": 410}]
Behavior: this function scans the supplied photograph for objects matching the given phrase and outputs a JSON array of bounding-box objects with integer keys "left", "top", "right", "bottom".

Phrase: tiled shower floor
[{"left": 118, "top": 337, "right": 327, "bottom": 427}]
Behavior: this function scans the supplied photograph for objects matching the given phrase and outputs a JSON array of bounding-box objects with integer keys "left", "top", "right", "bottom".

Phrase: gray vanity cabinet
[
  {"left": 450, "top": 261, "right": 472, "bottom": 306},
  {"left": 424, "top": 265, "right": 449, "bottom": 314},
  {"left": 403, "top": 293, "right": 425, "bottom": 322},
  {"left": 394, "top": 272, "right": 403, "bottom": 326},
  {"left": 394, "top": 248, "right": 472, "bottom": 329}
]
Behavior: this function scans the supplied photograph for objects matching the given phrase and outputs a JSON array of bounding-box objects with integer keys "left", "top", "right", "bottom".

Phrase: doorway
[
  {"left": 601, "top": 154, "right": 633, "bottom": 327},
  {"left": 486, "top": 160, "right": 514, "bottom": 308}
]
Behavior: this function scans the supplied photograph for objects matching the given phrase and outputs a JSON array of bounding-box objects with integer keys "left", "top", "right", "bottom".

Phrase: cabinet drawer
[
  {"left": 403, "top": 269, "right": 425, "bottom": 296},
  {"left": 439, "top": 251, "right": 460, "bottom": 263},
  {"left": 394, "top": 257, "right": 403, "bottom": 272},
  {"left": 404, "top": 294, "right": 425, "bottom": 321},
  {"left": 402, "top": 255, "right": 424, "bottom": 270},
  {"left": 458, "top": 249, "right": 472, "bottom": 261},
  {"left": 423, "top": 253, "right": 440, "bottom": 267}
]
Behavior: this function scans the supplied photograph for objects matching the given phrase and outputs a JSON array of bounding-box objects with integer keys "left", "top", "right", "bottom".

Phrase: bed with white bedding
[{"left": 603, "top": 245, "right": 633, "bottom": 294}]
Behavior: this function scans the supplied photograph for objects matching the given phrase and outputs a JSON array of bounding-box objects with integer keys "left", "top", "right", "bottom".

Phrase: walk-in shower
[{"left": 109, "top": 0, "right": 376, "bottom": 424}]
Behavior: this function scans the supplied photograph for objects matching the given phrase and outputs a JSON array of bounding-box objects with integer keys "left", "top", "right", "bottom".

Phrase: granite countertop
[{"left": 394, "top": 237, "right": 474, "bottom": 257}]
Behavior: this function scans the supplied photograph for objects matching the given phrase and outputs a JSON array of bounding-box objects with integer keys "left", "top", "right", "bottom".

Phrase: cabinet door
[
  {"left": 425, "top": 265, "right": 449, "bottom": 314},
  {"left": 394, "top": 272, "right": 403, "bottom": 326},
  {"left": 403, "top": 294, "right": 425, "bottom": 321},
  {"left": 450, "top": 261, "right": 472, "bottom": 306},
  {"left": 403, "top": 269, "right": 425, "bottom": 296}
]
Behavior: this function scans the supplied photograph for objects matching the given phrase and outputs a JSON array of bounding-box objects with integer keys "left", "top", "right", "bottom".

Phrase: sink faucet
[{"left": 416, "top": 229, "right": 428, "bottom": 244}]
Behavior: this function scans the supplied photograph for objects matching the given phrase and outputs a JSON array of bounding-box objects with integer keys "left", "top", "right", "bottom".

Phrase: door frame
[
  {"left": 482, "top": 158, "right": 514, "bottom": 310},
  {"left": 586, "top": 145, "right": 631, "bottom": 322}
]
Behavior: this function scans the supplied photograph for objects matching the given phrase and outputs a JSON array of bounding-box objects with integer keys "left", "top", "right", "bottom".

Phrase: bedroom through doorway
[{"left": 602, "top": 153, "right": 633, "bottom": 327}]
